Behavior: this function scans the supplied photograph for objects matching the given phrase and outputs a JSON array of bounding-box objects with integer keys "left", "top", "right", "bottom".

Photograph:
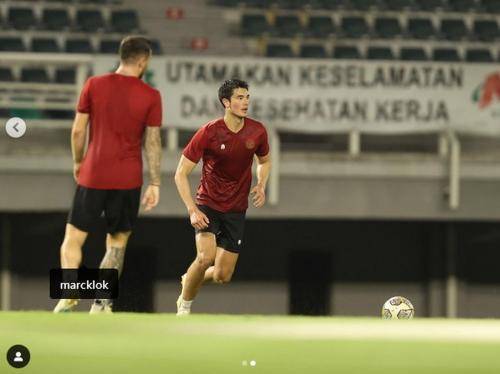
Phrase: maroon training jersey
[
  {"left": 183, "top": 117, "right": 269, "bottom": 213},
  {"left": 76, "top": 73, "right": 162, "bottom": 189}
]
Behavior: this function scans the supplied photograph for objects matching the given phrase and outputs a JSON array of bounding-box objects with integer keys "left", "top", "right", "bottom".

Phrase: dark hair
[
  {"left": 119, "top": 36, "right": 152, "bottom": 63},
  {"left": 218, "top": 79, "right": 249, "bottom": 108}
]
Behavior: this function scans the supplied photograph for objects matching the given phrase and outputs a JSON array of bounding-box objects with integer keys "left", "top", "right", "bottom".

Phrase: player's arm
[
  {"left": 251, "top": 153, "right": 271, "bottom": 208},
  {"left": 142, "top": 126, "right": 162, "bottom": 211},
  {"left": 71, "top": 112, "right": 89, "bottom": 182},
  {"left": 174, "top": 155, "right": 209, "bottom": 229}
]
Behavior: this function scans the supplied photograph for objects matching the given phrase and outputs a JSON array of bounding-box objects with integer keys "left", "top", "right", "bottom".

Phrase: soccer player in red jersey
[
  {"left": 174, "top": 79, "right": 271, "bottom": 315},
  {"left": 53, "top": 36, "right": 163, "bottom": 314}
]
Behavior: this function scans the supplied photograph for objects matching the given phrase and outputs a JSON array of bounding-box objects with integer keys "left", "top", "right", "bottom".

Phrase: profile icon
[{"left": 6, "top": 345, "right": 30, "bottom": 368}]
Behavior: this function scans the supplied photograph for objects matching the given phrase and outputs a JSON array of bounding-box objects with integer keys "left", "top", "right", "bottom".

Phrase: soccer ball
[{"left": 382, "top": 296, "right": 415, "bottom": 319}]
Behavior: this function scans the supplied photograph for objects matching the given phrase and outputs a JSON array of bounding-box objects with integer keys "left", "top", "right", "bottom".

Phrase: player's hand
[
  {"left": 73, "top": 162, "right": 81, "bottom": 182},
  {"left": 251, "top": 184, "right": 266, "bottom": 208},
  {"left": 189, "top": 207, "right": 210, "bottom": 230},
  {"left": 142, "top": 184, "right": 160, "bottom": 211}
]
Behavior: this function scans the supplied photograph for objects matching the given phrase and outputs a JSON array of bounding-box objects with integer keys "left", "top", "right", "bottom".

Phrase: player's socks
[
  {"left": 53, "top": 298, "right": 79, "bottom": 313},
  {"left": 176, "top": 274, "right": 192, "bottom": 316},
  {"left": 89, "top": 299, "right": 113, "bottom": 314}
]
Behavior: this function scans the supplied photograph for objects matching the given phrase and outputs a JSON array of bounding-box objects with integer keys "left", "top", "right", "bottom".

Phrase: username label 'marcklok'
[{"left": 50, "top": 269, "right": 119, "bottom": 299}]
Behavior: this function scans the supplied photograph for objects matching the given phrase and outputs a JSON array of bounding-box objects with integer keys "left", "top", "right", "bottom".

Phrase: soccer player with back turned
[
  {"left": 174, "top": 79, "right": 271, "bottom": 315},
  {"left": 53, "top": 36, "right": 163, "bottom": 314}
]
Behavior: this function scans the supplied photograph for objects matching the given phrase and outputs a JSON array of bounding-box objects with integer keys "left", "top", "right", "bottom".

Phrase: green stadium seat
[
  {"left": 400, "top": 47, "right": 428, "bottom": 61},
  {"left": 383, "top": 0, "right": 412, "bottom": 10},
  {"left": 21, "top": 68, "right": 50, "bottom": 83},
  {"left": 433, "top": 47, "right": 461, "bottom": 62},
  {"left": 414, "top": 0, "right": 444, "bottom": 10},
  {"left": 76, "top": 9, "right": 105, "bottom": 32},
  {"left": 65, "top": 38, "right": 94, "bottom": 53},
  {"left": 266, "top": 43, "right": 294, "bottom": 58},
  {"left": 350, "top": 0, "right": 381, "bottom": 10},
  {"left": 367, "top": 46, "right": 394, "bottom": 60},
  {"left": 111, "top": 10, "right": 139, "bottom": 33},
  {"left": 374, "top": 17, "right": 402, "bottom": 38},
  {"left": 300, "top": 44, "right": 327, "bottom": 58},
  {"left": 0, "top": 37, "right": 26, "bottom": 51},
  {"left": 407, "top": 18, "right": 436, "bottom": 39},
  {"left": 333, "top": 45, "right": 361, "bottom": 59},
  {"left": 55, "top": 68, "right": 76, "bottom": 84},
  {"left": 241, "top": 14, "right": 270, "bottom": 36},
  {"left": 272, "top": 15, "right": 303, "bottom": 37},
  {"left": 32, "top": 38, "right": 61, "bottom": 53},
  {"left": 440, "top": 19, "right": 468, "bottom": 40},
  {"left": 480, "top": 0, "right": 500, "bottom": 13},
  {"left": 99, "top": 39, "right": 120, "bottom": 54},
  {"left": 448, "top": 0, "right": 477, "bottom": 12},
  {"left": 465, "top": 48, "right": 494, "bottom": 62},
  {"left": 340, "top": 16, "right": 369, "bottom": 38},
  {"left": 306, "top": 16, "right": 335, "bottom": 38},
  {"left": 473, "top": 20, "right": 499, "bottom": 41},
  {"left": 0, "top": 67, "right": 14, "bottom": 82},
  {"left": 8, "top": 7, "right": 36, "bottom": 30},
  {"left": 42, "top": 9, "right": 71, "bottom": 31}
]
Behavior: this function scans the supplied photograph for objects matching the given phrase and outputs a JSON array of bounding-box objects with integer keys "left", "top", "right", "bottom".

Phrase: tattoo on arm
[
  {"left": 99, "top": 246, "right": 126, "bottom": 276},
  {"left": 145, "top": 127, "right": 162, "bottom": 186}
]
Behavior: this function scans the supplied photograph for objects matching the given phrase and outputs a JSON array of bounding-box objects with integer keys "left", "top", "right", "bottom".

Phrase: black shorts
[
  {"left": 68, "top": 185, "right": 141, "bottom": 234},
  {"left": 196, "top": 205, "right": 246, "bottom": 253}
]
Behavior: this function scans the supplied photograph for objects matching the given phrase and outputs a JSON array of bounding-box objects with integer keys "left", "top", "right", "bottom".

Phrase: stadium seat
[
  {"left": 473, "top": 20, "right": 499, "bottom": 41},
  {"left": 272, "top": 15, "right": 303, "bottom": 37},
  {"left": 465, "top": 48, "right": 494, "bottom": 62},
  {"left": 212, "top": 0, "right": 240, "bottom": 6},
  {"left": 241, "top": 0, "right": 269, "bottom": 7},
  {"left": 266, "top": 43, "right": 294, "bottom": 58},
  {"left": 76, "top": 10, "right": 105, "bottom": 32},
  {"left": 21, "top": 68, "right": 50, "bottom": 83},
  {"left": 400, "top": 47, "right": 428, "bottom": 61},
  {"left": 433, "top": 47, "right": 461, "bottom": 62},
  {"left": 448, "top": 0, "right": 477, "bottom": 12},
  {"left": 340, "top": 16, "right": 369, "bottom": 38},
  {"left": 300, "top": 44, "right": 327, "bottom": 58},
  {"left": 32, "top": 38, "right": 61, "bottom": 53},
  {"left": 111, "top": 10, "right": 139, "bottom": 33},
  {"left": 55, "top": 68, "right": 76, "bottom": 84},
  {"left": 241, "top": 14, "right": 270, "bottom": 36},
  {"left": 0, "top": 37, "right": 26, "bottom": 52},
  {"left": 7, "top": 7, "right": 36, "bottom": 30},
  {"left": 275, "top": 0, "right": 307, "bottom": 9},
  {"left": 440, "top": 19, "right": 468, "bottom": 40},
  {"left": 374, "top": 17, "right": 402, "bottom": 39},
  {"left": 150, "top": 39, "right": 162, "bottom": 55},
  {"left": 333, "top": 45, "right": 361, "bottom": 59},
  {"left": 310, "top": 0, "right": 344, "bottom": 9},
  {"left": 306, "top": 16, "right": 335, "bottom": 38},
  {"left": 367, "top": 46, "right": 394, "bottom": 60},
  {"left": 407, "top": 18, "right": 436, "bottom": 39},
  {"left": 480, "top": 0, "right": 500, "bottom": 13},
  {"left": 41, "top": 9, "right": 71, "bottom": 31},
  {"left": 414, "top": 0, "right": 444, "bottom": 10},
  {"left": 99, "top": 39, "right": 120, "bottom": 54},
  {"left": 383, "top": 0, "right": 412, "bottom": 10},
  {"left": 0, "top": 67, "right": 14, "bottom": 82},
  {"left": 65, "top": 38, "right": 94, "bottom": 53},
  {"left": 350, "top": 0, "right": 381, "bottom": 10}
]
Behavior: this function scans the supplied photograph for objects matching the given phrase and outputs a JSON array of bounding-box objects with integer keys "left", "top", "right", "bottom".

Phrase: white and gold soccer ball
[{"left": 382, "top": 296, "right": 415, "bottom": 319}]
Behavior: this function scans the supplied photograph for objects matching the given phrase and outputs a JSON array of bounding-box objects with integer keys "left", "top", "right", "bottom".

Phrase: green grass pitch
[{"left": 1, "top": 312, "right": 500, "bottom": 374}]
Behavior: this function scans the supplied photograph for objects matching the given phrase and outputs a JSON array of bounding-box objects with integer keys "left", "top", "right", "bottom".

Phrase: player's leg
[
  {"left": 204, "top": 247, "right": 239, "bottom": 284},
  {"left": 54, "top": 186, "right": 103, "bottom": 313},
  {"left": 90, "top": 231, "right": 131, "bottom": 314},
  {"left": 177, "top": 232, "right": 217, "bottom": 315},
  {"left": 90, "top": 188, "right": 140, "bottom": 314}
]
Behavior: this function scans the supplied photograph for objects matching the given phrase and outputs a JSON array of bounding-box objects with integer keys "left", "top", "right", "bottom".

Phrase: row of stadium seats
[
  {"left": 0, "top": 36, "right": 162, "bottom": 54},
  {"left": 213, "top": 0, "right": 500, "bottom": 13},
  {"left": 265, "top": 43, "right": 499, "bottom": 62},
  {"left": 0, "top": 0, "right": 121, "bottom": 4},
  {"left": 241, "top": 14, "right": 500, "bottom": 41},
  {"left": 0, "top": 67, "right": 77, "bottom": 84},
  {"left": 0, "top": 7, "right": 139, "bottom": 32}
]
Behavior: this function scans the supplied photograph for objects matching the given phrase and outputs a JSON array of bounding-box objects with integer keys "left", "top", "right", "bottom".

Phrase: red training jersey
[
  {"left": 183, "top": 117, "right": 269, "bottom": 213},
  {"left": 76, "top": 73, "right": 162, "bottom": 189}
]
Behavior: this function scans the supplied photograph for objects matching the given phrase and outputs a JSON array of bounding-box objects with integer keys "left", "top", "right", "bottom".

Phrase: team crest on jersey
[
  {"left": 221, "top": 144, "right": 226, "bottom": 150},
  {"left": 245, "top": 139, "right": 255, "bottom": 149}
]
